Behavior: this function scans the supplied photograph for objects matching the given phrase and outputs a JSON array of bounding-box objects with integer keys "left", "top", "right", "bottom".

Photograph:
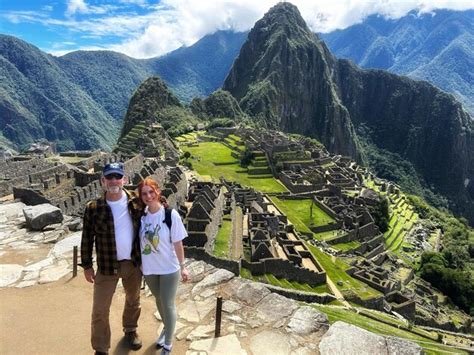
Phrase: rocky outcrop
[
  {"left": 120, "top": 76, "right": 181, "bottom": 138},
  {"left": 223, "top": 3, "right": 360, "bottom": 159},
  {"left": 319, "top": 321, "right": 423, "bottom": 354},
  {"left": 23, "top": 203, "right": 63, "bottom": 230}
]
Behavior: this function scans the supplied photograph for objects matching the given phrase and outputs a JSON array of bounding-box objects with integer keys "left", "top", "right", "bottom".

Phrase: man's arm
[{"left": 81, "top": 203, "right": 95, "bottom": 283}]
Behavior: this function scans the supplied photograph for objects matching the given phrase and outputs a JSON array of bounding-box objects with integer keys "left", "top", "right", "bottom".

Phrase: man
[{"left": 81, "top": 162, "right": 143, "bottom": 355}]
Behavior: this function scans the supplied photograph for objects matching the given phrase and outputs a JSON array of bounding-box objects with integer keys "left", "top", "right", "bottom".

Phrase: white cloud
[
  {"left": 65, "top": 0, "right": 118, "bottom": 17},
  {"left": 109, "top": 0, "right": 474, "bottom": 58},
  {"left": 3, "top": 0, "right": 473, "bottom": 58},
  {"left": 66, "top": 0, "right": 89, "bottom": 16}
]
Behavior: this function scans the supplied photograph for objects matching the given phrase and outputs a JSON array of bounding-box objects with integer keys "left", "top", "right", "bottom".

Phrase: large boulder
[
  {"left": 319, "top": 321, "right": 422, "bottom": 355},
  {"left": 23, "top": 204, "right": 63, "bottom": 230},
  {"left": 286, "top": 306, "right": 329, "bottom": 335}
]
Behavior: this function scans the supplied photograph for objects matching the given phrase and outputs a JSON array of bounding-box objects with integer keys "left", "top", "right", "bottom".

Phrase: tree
[
  {"left": 368, "top": 196, "right": 390, "bottom": 233},
  {"left": 240, "top": 149, "right": 254, "bottom": 168},
  {"left": 183, "top": 151, "right": 191, "bottom": 161}
]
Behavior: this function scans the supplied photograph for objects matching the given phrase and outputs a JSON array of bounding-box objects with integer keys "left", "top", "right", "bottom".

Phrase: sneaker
[
  {"left": 161, "top": 344, "right": 172, "bottom": 355},
  {"left": 124, "top": 331, "right": 142, "bottom": 351},
  {"left": 156, "top": 329, "right": 165, "bottom": 349}
]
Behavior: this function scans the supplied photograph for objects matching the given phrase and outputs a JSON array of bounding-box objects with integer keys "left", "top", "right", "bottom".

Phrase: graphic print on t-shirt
[{"left": 142, "top": 223, "right": 160, "bottom": 255}]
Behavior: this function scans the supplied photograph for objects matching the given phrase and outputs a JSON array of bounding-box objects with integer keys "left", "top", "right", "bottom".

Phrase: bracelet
[{"left": 179, "top": 262, "right": 186, "bottom": 268}]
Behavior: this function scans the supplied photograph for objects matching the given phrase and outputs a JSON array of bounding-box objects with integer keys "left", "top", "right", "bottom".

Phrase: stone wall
[
  {"left": 124, "top": 154, "right": 145, "bottom": 175},
  {"left": 242, "top": 258, "right": 326, "bottom": 287},
  {"left": 365, "top": 244, "right": 385, "bottom": 259},
  {"left": 345, "top": 293, "right": 384, "bottom": 311},
  {"left": 358, "top": 222, "right": 378, "bottom": 239},
  {"left": 0, "top": 157, "right": 55, "bottom": 179},
  {"left": 313, "top": 198, "right": 338, "bottom": 220},
  {"left": 263, "top": 283, "right": 336, "bottom": 304},
  {"left": 386, "top": 291, "right": 416, "bottom": 320},
  {"left": 184, "top": 246, "right": 240, "bottom": 275},
  {"left": 0, "top": 176, "right": 29, "bottom": 196},
  {"left": 310, "top": 221, "right": 343, "bottom": 234},
  {"left": 204, "top": 187, "right": 226, "bottom": 253},
  {"left": 55, "top": 180, "right": 103, "bottom": 215},
  {"left": 12, "top": 187, "right": 50, "bottom": 205},
  {"left": 75, "top": 171, "right": 101, "bottom": 187},
  {"left": 278, "top": 172, "right": 323, "bottom": 193}
]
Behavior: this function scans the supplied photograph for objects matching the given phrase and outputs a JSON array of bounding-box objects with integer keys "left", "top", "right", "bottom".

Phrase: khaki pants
[{"left": 91, "top": 260, "right": 142, "bottom": 353}]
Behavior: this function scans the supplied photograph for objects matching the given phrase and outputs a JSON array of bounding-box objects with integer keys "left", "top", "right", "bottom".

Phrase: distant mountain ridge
[
  {"left": 320, "top": 9, "right": 474, "bottom": 115},
  {"left": 223, "top": 2, "right": 474, "bottom": 224},
  {"left": 0, "top": 31, "right": 245, "bottom": 151},
  {"left": 0, "top": 35, "right": 121, "bottom": 151}
]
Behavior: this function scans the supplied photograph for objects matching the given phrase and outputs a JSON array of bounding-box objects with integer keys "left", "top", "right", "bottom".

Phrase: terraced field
[
  {"left": 117, "top": 123, "right": 147, "bottom": 154},
  {"left": 240, "top": 268, "right": 331, "bottom": 294},
  {"left": 270, "top": 197, "right": 335, "bottom": 233},
  {"left": 181, "top": 141, "right": 287, "bottom": 193},
  {"left": 384, "top": 194, "right": 419, "bottom": 262},
  {"left": 306, "top": 244, "right": 382, "bottom": 300},
  {"left": 364, "top": 176, "right": 420, "bottom": 262},
  {"left": 175, "top": 131, "right": 202, "bottom": 144}
]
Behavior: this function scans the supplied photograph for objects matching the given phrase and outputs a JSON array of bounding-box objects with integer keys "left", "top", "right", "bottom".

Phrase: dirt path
[
  {"left": 325, "top": 277, "right": 351, "bottom": 309},
  {"left": 0, "top": 275, "right": 188, "bottom": 355},
  {"left": 230, "top": 207, "right": 243, "bottom": 260}
]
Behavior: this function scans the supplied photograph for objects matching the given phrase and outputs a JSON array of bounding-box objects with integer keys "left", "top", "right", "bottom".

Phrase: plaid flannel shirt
[{"left": 81, "top": 189, "right": 142, "bottom": 275}]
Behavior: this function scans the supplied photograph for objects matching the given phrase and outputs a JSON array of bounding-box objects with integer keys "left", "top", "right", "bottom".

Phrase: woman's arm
[{"left": 173, "top": 240, "right": 190, "bottom": 282}]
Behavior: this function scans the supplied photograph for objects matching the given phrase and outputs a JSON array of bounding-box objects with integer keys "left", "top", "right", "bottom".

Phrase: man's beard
[{"left": 107, "top": 186, "right": 121, "bottom": 194}]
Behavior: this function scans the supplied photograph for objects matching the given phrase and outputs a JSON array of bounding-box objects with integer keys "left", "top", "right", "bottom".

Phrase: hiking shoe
[{"left": 124, "top": 331, "right": 142, "bottom": 350}]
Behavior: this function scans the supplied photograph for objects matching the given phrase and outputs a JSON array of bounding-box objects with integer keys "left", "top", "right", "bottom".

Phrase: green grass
[
  {"left": 270, "top": 197, "right": 335, "bottom": 233},
  {"left": 381, "top": 191, "right": 421, "bottom": 265},
  {"left": 50, "top": 155, "right": 85, "bottom": 164},
  {"left": 240, "top": 268, "right": 331, "bottom": 294},
  {"left": 313, "top": 230, "right": 343, "bottom": 241},
  {"left": 331, "top": 241, "right": 361, "bottom": 252},
  {"left": 227, "top": 134, "right": 242, "bottom": 143},
  {"left": 213, "top": 219, "right": 232, "bottom": 258},
  {"left": 306, "top": 244, "right": 381, "bottom": 300},
  {"left": 312, "top": 305, "right": 467, "bottom": 354},
  {"left": 182, "top": 142, "right": 287, "bottom": 193}
]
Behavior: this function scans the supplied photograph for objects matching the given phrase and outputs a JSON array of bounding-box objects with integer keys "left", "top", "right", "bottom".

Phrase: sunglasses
[{"left": 105, "top": 173, "right": 124, "bottom": 180}]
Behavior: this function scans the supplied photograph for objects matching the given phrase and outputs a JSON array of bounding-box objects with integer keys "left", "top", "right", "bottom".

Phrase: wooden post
[
  {"left": 215, "top": 296, "right": 223, "bottom": 338},
  {"left": 73, "top": 246, "right": 78, "bottom": 277}
]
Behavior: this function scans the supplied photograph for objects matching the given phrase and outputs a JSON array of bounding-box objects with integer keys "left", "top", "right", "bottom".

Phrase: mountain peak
[
  {"left": 120, "top": 76, "right": 181, "bottom": 138},
  {"left": 252, "top": 2, "right": 316, "bottom": 48},
  {"left": 224, "top": 2, "right": 358, "bottom": 158}
]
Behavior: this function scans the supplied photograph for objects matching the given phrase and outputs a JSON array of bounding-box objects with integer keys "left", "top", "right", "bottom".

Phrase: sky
[{"left": 1, "top": 0, "right": 473, "bottom": 59}]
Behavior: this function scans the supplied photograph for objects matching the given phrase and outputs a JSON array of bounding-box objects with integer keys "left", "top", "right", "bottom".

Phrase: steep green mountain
[
  {"left": 223, "top": 2, "right": 474, "bottom": 225},
  {"left": 120, "top": 76, "right": 199, "bottom": 140},
  {"left": 0, "top": 31, "right": 245, "bottom": 151},
  {"left": 57, "top": 50, "right": 151, "bottom": 122},
  {"left": 320, "top": 10, "right": 474, "bottom": 115},
  {"left": 0, "top": 34, "right": 119, "bottom": 151},
  {"left": 223, "top": 4, "right": 360, "bottom": 159}
]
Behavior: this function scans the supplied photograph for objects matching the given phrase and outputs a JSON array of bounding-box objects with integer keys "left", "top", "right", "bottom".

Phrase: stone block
[{"left": 23, "top": 203, "right": 63, "bottom": 230}]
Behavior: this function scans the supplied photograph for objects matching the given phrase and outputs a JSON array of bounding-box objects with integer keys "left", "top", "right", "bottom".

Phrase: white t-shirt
[
  {"left": 139, "top": 207, "right": 188, "bottom": 275},
  {"left": 107, "top": 192, "right": 134, "bottom": 261}
]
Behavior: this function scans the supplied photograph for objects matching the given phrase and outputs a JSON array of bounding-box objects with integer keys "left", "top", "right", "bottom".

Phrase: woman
[{"left": 138, "top": 177, "right": 189, "bottom": 354}]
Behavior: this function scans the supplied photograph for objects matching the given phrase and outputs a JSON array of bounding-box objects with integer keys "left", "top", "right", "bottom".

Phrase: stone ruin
[{"left": 0, "top": 145, "right": 186, "bottom": 218}]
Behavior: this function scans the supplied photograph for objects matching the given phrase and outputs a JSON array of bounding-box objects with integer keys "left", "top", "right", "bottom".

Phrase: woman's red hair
[{"left": 137, "top": 177, "right": 169, "bottom": 208}]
